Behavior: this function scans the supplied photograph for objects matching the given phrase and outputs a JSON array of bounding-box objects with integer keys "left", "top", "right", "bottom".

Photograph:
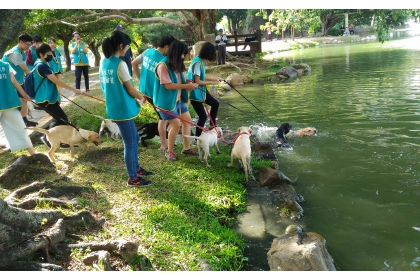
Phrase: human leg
[
  {"left": 217, "top": 47, "right": 222, "bottom": 65},
  {"left": 190, "top": 100, "right": 206, "bottom": 137},
  {"left": 205, "top": 94, "right": 219, "bottom": 127},
  {"left": 82, "top": 66, "right": 90, "bottom": 91},
  {"left": 116, "top": 120, "right": 140, "bottom": 179},
  {"left": 221, "top": 45, "right": 226, "bottom": 64},
  {"left": 0, "top": 109, "right": 34, "bottom": 154},
  {"left": 158, "top": 120, "right": 168, "bottom": 150},
  {"left": 37, "top": 102, "right": 69, "bottom": 127},
  {"left": 75, "top": 66, "right": 82, "bottom": 89}
]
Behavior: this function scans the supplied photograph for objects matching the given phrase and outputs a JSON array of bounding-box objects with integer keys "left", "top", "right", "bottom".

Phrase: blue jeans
[
  {"left": 116, "top": 120, "right": 140, "bottom": 179},
  {"left": 158, "top": 102, "right": 189, "bottom": 120}
]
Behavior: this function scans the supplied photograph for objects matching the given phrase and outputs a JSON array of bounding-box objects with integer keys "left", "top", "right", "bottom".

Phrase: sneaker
[
  {"left": 60, "top": 144, "right": 79, "bottom": 149},
  {"left": 86, "top": 89, "right": 91, "bottom": 93},
  {"left": 40, "top": 136, "right": 51, "bottom": 148},
  {"left": 127, "top": 176, "right": 152, "bottom": 188},
  {"left": 165, "top": 151, "right": 177, "bottom": 161},
  {"left": 25, "top": 120, "right": 38, "bottom": 127},
  {"left": 182, "top": 148, "right": 199, "bottom": 156},
  {"left": 137, "top": 167, "right": 154, "bottom": 176}
]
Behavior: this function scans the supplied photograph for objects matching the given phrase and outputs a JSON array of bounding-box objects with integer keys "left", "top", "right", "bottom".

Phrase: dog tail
[
  {"left": 25, "top": 126, "right": 50, "bottom": 136},
  {"left": 136, "top": 124, "right": 148, "bottom": 133},
  {"left": 93, "top": 114, "right": 106, "bottom": 121},
  {"left": 241, "top": 154, "right": 249, "bottom": 182},
  {"left": 183, "top": 135, "right": 200, "bottom": 140}
]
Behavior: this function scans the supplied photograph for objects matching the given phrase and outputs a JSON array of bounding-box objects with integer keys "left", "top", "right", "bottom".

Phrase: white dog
[
  {"left": 93, "top": 115, "right": 121, "bottom": 140},
  {"left": 183, "top": 127, "right": 223, "bottom": 168},
  {"left": 228, "top": 126, "right": 253, "bottom": 182}
]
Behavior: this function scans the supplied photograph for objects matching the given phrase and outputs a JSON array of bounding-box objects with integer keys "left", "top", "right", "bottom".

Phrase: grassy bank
[{"left": 0, "top": 70, "right": 273, "bottom": 270}]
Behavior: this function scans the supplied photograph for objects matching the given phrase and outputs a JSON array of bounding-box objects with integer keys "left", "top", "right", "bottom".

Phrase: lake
[{"left": 219, "top": 35, "right": 420, "bottom": 271}]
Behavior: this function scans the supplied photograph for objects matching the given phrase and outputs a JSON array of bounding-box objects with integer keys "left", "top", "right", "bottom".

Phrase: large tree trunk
[
  {"left": 177, "top": 10, "right": 218, "bottom": 41},
  {"left": 88, "top": 40, "right": 102, "bottom": 67},
  {"left": 0, "top": 10, "right": 28, "bottom": 57},
  {"left": 62, "top": 38, "right": 72, "bottom": 72},
  {"left": 320, "top": 12, "right": 342, "bottom": 35}
]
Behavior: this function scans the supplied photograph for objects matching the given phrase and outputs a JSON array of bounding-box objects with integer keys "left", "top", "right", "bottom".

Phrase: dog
[
  {"left": 25, "top": 125, "right": 102, "bottom": 162},
  {"left": 227, "top": 126, "right": 253, "bottom": 182},
  {"left": 274, "top": 123, "right": 292, "bottom": 148},
  {"left": 286, "top": 127, "right": 317, "bottom": 137},
  {"left": 183, "top": 127, "right": 223, "bottom": 168},
  {"left": 137, "top": 122, "right": 194, "bottom": 147},
  {"left": 93, "top": 115, "right": 121, "bottom": 140}
]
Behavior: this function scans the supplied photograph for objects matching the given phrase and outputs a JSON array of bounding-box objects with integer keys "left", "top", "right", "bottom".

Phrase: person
[
  {"left": 2, "top": 33, "right": 37, "bottom": 127},
  {"left": 47, "top": 37, "right": 64, "bottom": 94},
  {"left": 70, "top": 31, "right": 90, "bottom": 92},
  {"left": 100, "top": 30, "right": 153, "bottom": 187},
  {"left": 153, "top": 40, "right": 199, "bottom": 161},
  {"left": 132, "top": 35, "right": 176, "bottom": 151},
  {"left": 26, "top": 35, "right": 42, "bottom": 71},
  {"left": 0, "top": 60, "right": 36, "bottom": 156},
  {"left": 349, "top": 24, "right": 355, "bottom": 35},
  {"left": 32, "top": 43, "right": 85, "bottom": 149},
  {"left": 340, "top": 25, "right": 345, "bottom": 36},
  {"left": 116, "top": 24, "right": 134, "bottom": 77},
  {"left": 215, "top": 29, "right": 228, "bottom": 65},
  {"left": 267, "top": 27, "right": 272, "bottom": 42},
  {"left": 242, "top": 28, "right": 258, "bottom": 50},
  {"left": 187, "top": 42, "right": 221, "bottom": 139}
]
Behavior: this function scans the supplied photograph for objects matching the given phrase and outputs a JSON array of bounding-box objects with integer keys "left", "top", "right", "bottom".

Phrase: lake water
[{"left": 220, "top": 36, "right": 420, "bottom": 271}]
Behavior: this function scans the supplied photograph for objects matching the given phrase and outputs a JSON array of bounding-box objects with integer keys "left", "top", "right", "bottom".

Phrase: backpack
[{"left": 24, "top": 63, "right": 46, "bottom": 98}]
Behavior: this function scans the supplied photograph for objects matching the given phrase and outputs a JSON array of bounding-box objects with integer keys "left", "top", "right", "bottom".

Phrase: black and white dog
[{"left": 274, "top": 123, "right": 292, "bottom": 148}]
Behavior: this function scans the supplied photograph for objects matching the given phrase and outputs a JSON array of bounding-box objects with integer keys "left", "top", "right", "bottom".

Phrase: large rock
[
  {"left": 276, "top": 67, "right": 299, "bottom": 78},
  {"left": 191, "top": 41, "right": 207, "bottom": 60},
  {"left": 226, "top": 73, "right": 244, "bottom": 86},
  {"left": 267, "top": 232, "right": 336, "bottom": 271},
  {"left": 292, "top": 63, "right": 311, "bottom": 72},
  {"left": 259, "top": 166, "right": 291, "bottom": 186}
]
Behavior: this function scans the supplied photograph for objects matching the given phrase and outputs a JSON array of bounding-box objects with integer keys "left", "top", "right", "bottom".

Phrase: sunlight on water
[{"left": 220, "top": 36, "right": 420, "bottom": 271}]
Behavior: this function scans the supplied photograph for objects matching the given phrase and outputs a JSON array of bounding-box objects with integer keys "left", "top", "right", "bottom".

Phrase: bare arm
[
  {"left": 122, "top": 80, "right": 147, "bottom": 104},
  {"left": 46, "top": 74, "right": 83, "bottom": 95},
  {"left": 19, "top": 63, "right": 31, "bottom": 75},
  {"left": 132, "top": 59, "right": 141, "bottom": 80},
  {"left": 193, "top": 75, "right": 218, "bottom": 86},
  {"left": 163, "top": 82, "right": 198, "bottom": 91},
  {"left": 10, "top": 73, "right": 32, "bottom": 101}
]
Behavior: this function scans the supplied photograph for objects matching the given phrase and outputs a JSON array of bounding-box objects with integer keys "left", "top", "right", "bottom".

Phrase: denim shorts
[{"left": 158, "top": 102, "right": 189, "bottom": 120}]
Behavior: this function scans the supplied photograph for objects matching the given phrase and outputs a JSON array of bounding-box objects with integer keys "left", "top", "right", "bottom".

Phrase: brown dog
[
  {"left": 228, "top": 126, "right": 253, "bottom": 182},
  {"left": 286, "top": 127, "right": 317, "bottom": 137},
  {"left": 26, "top": 125, "right": 102, "bottom": 162}
]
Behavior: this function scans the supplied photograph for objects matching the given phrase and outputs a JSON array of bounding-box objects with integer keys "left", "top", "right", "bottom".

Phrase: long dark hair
[
  {"left": 102, "top": 31, "right": 130, "bottom": 58},
  {"left": 198, "top": 42, "right": 216, "bottom": 62},
  {"left": 167, "top": 40, "right": 188, "bottom": 73}
]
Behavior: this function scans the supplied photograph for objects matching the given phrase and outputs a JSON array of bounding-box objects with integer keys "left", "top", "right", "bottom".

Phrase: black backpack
[{"left": 24, "top": 63, "right": 46, "bottom": 98}]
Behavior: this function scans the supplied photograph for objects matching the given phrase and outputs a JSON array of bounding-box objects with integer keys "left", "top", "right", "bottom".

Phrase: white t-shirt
[{"left": 118, "top": 61, "right": 131, "bottom": 83}]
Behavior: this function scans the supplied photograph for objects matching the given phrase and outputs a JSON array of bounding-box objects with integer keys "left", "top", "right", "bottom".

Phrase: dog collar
[{"left": 232, "top": 132, "right": 249, "bottom": 143}]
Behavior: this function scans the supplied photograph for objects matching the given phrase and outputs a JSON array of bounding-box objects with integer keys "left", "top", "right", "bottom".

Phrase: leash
[
  {"left": 223, "top": 79, "right": 279, "bottom": 127},
  {"left": 232, "top": 131, "right": 249, "bottom": 143}
]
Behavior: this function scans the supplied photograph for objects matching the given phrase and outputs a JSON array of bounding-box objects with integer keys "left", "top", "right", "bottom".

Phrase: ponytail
[
  {"left": 101, "top": 31, "right": 130, "bottom": 59},
  {"left": 102, "top": 37, "right": 113, "bottom": 58}
]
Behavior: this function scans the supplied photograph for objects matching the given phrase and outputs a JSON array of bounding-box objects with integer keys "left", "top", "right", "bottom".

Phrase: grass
[{"left": 0, "top": 69, "right": 274, "bottom": 270}]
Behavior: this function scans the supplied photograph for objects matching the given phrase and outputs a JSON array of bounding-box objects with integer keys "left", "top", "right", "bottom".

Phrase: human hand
[
  {"left": 74, "top": 89, "right": 84, "bottom": 95},
  {"left": 186, "top": 83, "right": 198, "bottom": 91},
  {"left": 138, "top": 95, "right": 147, "bottom": 105}
]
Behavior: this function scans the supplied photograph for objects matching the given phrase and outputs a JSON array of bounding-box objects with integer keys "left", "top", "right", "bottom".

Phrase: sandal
[{"left": 182, "top": 148, "right": 199, "bottom": 156}]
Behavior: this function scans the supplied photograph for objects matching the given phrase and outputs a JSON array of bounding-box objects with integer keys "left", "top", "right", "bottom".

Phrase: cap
[
  {"left": 218, "top": 29, "right": 223, "bottom": 32},
  {"left": 116, "top": 24, "right": 125, "bottom": 31}
]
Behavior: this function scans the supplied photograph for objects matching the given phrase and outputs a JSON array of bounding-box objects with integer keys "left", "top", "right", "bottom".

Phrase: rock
[
  {"left": 243, "top": 76, "right": 252, "bottom": 84},
  {"left": 267, "top": 233, "right": 336, "bottom": 271},
  {"left": 226, "top": 73, "right": 244, "bottom": 86},
  {"left": 292, "top": 63, "right": 311, "bottom": 72},
  {"left": 259, "top": 166, "right": 289, "bottom": 187},
  {"left": 208, "top": 85, "right": 220, "bottom": 98},
  {"left": 219, "top": 82, "right": 232, "bottom": 91},
  {"left": 285, "top": 225, "right": 302, "bottom": 234},
  {"left": 191, "top": 41, "right": 207, "bottom": 60},
  {"left": 276, "top": 67, "right": 299, "bottom": 78},
  {"left": 268, "top": 75, "right": 283, "bottom": 82},
  {"left": 252, "top": 78, "right": 264, "bottom": 84},
  {"left": 252, "top": 142, "right": 276, "bottom": 160}
]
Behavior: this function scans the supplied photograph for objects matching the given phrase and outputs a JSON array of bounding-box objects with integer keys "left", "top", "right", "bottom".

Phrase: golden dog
[
  {"left": 228, "top": 126, "right": 253, "bottom": 182},
  {"left": 286, "top": 127, "right": 317, "bottom": 137},
  {"left": 26, "top": 125, "right": 102, "bottom": 162}
]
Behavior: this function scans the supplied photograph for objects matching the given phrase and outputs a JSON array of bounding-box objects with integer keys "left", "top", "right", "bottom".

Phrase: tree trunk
[
  {"left": 88, "top": 41, "right": 101, "bottom": 67},
  {"left": 320, "top": 12, "right": 342, "bottom": 36},
  {"left": 0, "top": 10, "right": 28, "bottom": 57},
  {"left": 62, "top": 38, "right": 72, "bottom": 72}
]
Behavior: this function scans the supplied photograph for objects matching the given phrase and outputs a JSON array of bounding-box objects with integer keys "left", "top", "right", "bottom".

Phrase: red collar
[{"left": 232, "top": 132, "right": 249, "bottom": 143}]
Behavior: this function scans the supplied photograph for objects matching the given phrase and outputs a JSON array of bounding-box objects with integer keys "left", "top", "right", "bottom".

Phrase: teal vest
[
  {"left": 2, "top": 45, "right": 25, "bottom": 84},
  {"left": 49, "top": 49, "right": 63, "bottom": 73},
  {"left": 100, "top": 55, "right": 140, "bottom": 121},
  {"left": 27, "top": 46, "right": 38, "bottom": 70},
  {"left": 187, "top": 56, "right": 206, "bottom": 102},
  {"left": 153, "top": 57, "right": 188, "bottom": 112},
  {"left": 33, "top": 60, "right": 61, "bottom": 104},
  {"left": 71, "top": 42, "right": 89, "bottom": 65},
  {"left": 0, "top": 61, "right": 22, "bottom": 111},
  {"left": 139, "top": 48, "right": 164, "bottom": 99}
]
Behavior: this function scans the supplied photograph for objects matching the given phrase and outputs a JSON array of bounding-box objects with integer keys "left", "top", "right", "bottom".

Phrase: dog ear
[
  {"left": 237, "top": 127, "right": 242, "bottom": 133},
  {"left": 248, "top": 128, "right": 253, "bottom": 134}
]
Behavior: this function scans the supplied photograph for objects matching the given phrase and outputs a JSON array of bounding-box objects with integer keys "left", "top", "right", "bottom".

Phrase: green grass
[{"left": 0, "top": 70, "right": 273, "bottom": 270}]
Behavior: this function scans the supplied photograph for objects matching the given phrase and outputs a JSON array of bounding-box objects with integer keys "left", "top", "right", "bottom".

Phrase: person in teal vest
[
  {"left": 2, "top": 33, "right": 36, "bottom": 127},
  {"left": 70, "top": 31, "right": 90, "bottom": 92},
  {"left": 26, "top": 34, "right": 42, "bottom": 71},
  {"left": 100, "top": 30, "right": 153, "bottom": 188},
  {"left": 0, "top": 60, "right": 35, "bottom": 155},
  {"left": 132, "top": 35, "right": 176, "bottom": 151},
  {"left": 32, "top": 44, "right": 85, "bottom": 149},
  {"left": 153, "top": 40, "right": 199, "bottom": 161},
  {"left": 47, "top": 37, "right": 64, "bottom": 95},
  {"left": 187, "top": 42, "right": 221, "bottom": 139}
]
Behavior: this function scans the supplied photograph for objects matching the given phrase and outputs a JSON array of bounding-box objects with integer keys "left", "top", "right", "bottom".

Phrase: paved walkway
[{"left": 0, "top": 77, "right": 100, "bottom": 154}]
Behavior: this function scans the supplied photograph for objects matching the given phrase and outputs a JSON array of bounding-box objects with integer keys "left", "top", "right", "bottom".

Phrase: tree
[
  {"left": 217, "top": 9, "right": 249, "bottom": 33},
  {"left": 0, "top": 10, "right": 28, "bottom": 57}
]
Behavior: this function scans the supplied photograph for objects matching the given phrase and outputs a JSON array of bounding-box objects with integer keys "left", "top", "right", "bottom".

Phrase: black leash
[
  {"left": 59, "top": 93, "right": 95, "bottom": 115},
  {"left": 223, "top": 80, "right": 279, "bottom": 127}
]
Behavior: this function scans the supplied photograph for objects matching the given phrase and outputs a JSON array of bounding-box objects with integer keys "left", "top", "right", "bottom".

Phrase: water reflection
[{"left": 223, "top": 36, "right": 420, "bottom": 270}]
